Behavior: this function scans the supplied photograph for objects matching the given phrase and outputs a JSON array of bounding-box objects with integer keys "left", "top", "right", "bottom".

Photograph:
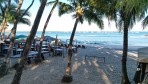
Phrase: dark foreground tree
[
  {"left": 11, "top": 0, "right": 47, "bottom": 84},
  {"left": 114, "top": 0, "right": 144, "bottom": 83},
  {"left": 36, "top": 0, "right": 59, "bottom": 63}
]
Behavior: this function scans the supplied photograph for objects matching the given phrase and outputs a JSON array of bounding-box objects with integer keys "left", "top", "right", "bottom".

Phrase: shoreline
[{"left": 85, "top": 44, "right": 147, "bottom": 51}]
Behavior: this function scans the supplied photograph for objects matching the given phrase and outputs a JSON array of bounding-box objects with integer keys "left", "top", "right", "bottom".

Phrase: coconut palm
[
  {"left": 11, "top": 0, "right": 47, "bottom": 84},
  {"left": 3, "top": 3, "right": 31, "bottom": 63},
  {"left": 4, "top": 0, "right": 24, "bottom": 65},
  {"left": 6, "top": 0, "right": 34, "bottom": 40},
  {"left": 0, "top": 0, "right": 11, "bottom": 40},
  {"left": 0, "top": 0, "right": 33, "bottom": 79},
  {"left": 112, "top": 0, "right": 144, "bottom": 83},
  {"left": 58, "top": 0, "right": 104, "bottom": 82},
  {"left": 0, "top": 2, "right": 31, "bottom": 40},
  {"left": 1, "top": 0, "right": 23, "bottom": 79},
  {"left": 36, "top": 0, "right": 59, "bottom": 62}
]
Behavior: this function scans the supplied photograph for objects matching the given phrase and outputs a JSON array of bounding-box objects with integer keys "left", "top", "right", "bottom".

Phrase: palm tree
[
  {"left": 11, "top": 0, "right": 47, "bottom": 84},
  {"left": 5, "top": 0, "right": 34, "bottom": 40},
  {"left": 4, "top": 0, "right": 24, "bottom": 65},
  {"left": 0, "top": 0, "right": 11, "bottom": 40},
  {"left": 36, "top": 0, "right": 59, "bottom": 62},
  {"left": 3, "top": 4, "right": 31, "bottom": 63},
  {"left": 0, "top": 2, "right": 31, "bottom": 40},
  {"left": 126, "top": 1, "right": 148, "bottom": 83},
  {"left": 0, "top": 0, "right": 25, "bottom": 79},
  {"left": 0, "top": 0, "right": 33, "bottom": 78},
  {"left": 113, "top": 0, "right": 143, "bottom": 83},
  {"left": 58, "top": 0, "right": 104, "bottom": 82}
]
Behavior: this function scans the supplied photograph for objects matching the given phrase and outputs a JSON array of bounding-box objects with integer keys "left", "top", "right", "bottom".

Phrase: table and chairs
[{"left": 51, "top": 45, "right": 65, "bottom": 57}]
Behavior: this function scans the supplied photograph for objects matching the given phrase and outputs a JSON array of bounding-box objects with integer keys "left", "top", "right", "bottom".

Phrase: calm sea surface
[{"left": 6, "top": 31, "right": 148, "bottom": 46}]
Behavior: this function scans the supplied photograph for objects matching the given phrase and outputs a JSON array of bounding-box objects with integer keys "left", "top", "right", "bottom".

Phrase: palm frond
[
  {"left": 14, "top": 0, "right": 19, "bottom": 3},
  {"left": 79, "top": 15, "right": 83, "bottom": 24},
  {"left": 0, "top": 3, "right": 5, "bottom": 18},
  {"left": 0, "top": 0, "right": 6, "bottom": 3},
  {"left": 142, "top": 15, "right": 148, "bottom": 28},
  {"left": 58, "top": 2, "right": 74, "bottom": 16},
  {"left": 116, "top": 17, "right": 124, "bottom": 32},
  {"left": 19, "top": 9, "right": 31, "bottom": 17},
  {"left": 18, "top": 18, "right": 31, "bottom": 26},
  {"left": 46, "top": 1, "right": 56, "bottom": 6},
  {"left": 83, "top": 9, "right": 104, "bottom": 29}
]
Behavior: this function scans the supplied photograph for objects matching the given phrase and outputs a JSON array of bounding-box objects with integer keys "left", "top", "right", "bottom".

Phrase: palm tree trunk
[
  {"left": 4, "top": 0, "right": 23, "bottom": 64},
  {"left": 5, "top": 0, "right": 34, "bottom": 41},
  {"left": 36, "top": 0, "right": 58, "bottom": 61},
  {"left": 2, "top": 26, "right": 6, "bottom": 39},
  {"left": 6, "top": 28, "right": 13, "bottom": 39},
  {"left": 11, "top": 0, "right": 47, "bottom": 84},
  {"left": 0, "top": 0, "right": 11, "bottom": 39},
  {"left": 121, "top": 24, "right": 130, "bottom": 84},
  {"left": 62, "top": 17, "right": 79, "bottom": 83}
]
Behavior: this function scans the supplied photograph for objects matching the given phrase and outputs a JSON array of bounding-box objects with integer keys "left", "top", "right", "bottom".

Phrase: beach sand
[{"left": 0, "top": 44, "right": 140, "bottom": 84}]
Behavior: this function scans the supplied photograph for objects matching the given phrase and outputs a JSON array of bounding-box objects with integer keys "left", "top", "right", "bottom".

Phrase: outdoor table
[
  {"left": 51, "top": 46, "right": 64, "bottom": 57},
  {"left": 9, "top": 51, "right": 38, "bottom": 66}
]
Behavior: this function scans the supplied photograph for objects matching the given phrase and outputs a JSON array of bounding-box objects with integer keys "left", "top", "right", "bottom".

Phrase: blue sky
[{"left": 7, "top": 0, "right": 148, "bottom": 32}]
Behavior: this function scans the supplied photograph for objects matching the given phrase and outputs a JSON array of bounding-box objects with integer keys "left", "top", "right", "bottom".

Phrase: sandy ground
[{"left": 0, "top": 45, "right": 140, "bottom": 84}]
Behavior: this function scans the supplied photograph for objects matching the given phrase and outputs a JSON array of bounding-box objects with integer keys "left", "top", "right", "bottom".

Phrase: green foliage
[
  {"left": 58, "top": 0, "right": 104, "bottom": 29},
  {"left": 142, "top": 15, "right": 148, "bottom": 28},
  {"left": 117, "top": 0, "right": 148, "bottom": 29},
  {"left": 0, "top": 1, "right": 31, "bottom": 26},
  {"left": 58, "top": 2, "right": 74, "bottom": 16},
  {"left": 46, "top": 0, "right": 58, "bottom": 6}
]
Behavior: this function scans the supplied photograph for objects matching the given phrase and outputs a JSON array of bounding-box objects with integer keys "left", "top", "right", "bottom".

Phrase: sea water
[{"left": 6, "top": 31, "right": 148, "bottom": 46}]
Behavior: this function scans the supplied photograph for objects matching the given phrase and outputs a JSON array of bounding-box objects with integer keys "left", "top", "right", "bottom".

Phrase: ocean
[{"left": 6, "top": 31, "right": 148, "bottom": 46}]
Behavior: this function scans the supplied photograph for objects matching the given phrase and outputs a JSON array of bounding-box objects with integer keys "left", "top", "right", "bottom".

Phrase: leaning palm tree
[
  {"left": 11, "top": 0, "right": 47, "bottom": 84},
  {"left": 5, "top": 0, "right": 34, "bottom": 40},
  {"left": 0, "top": 2, "right": 31, "bottom": 40},
  {"left": 36, "top": 0, "right": 59, "bottom": 62},
  {"left": 0, "top": 0, "right": 24, "bottom": 79},
  {"left": 0, "top": 0, "right": 33, "bottom": 78},
  {"left": 0, "top": 0, "right": 11, "bottom": 40},
  {"left": 4, "top": 0, "right": 24, "bottom": 64},
  {"left": 58, "top": 0, "right": 104, "bottom": 82},
  {"left": 3, "top": 4, "right": 31, "bottom": 63}
]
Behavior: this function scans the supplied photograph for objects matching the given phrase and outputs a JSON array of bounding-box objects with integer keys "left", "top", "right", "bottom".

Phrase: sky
[{"left": 7, "top": 0, "right": 148, "bottom": 32}]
